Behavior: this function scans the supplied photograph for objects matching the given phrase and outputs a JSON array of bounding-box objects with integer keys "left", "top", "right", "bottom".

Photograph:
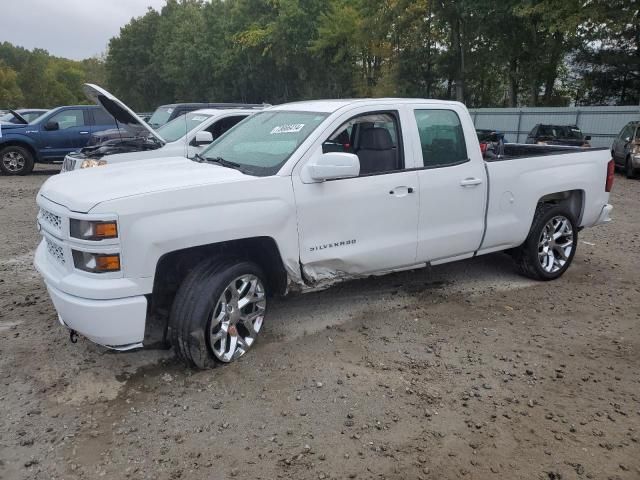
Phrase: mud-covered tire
[
  {"left": 168, "top": 257, "right": 268, "bottom": 369},
  {"left": 625, "top": 156, "right": 637, "bottom": 179},
  {"left": 0, "top": 145, "right": 35, "bottom": 176},
  {"left": 513, "top": 203, "right": 578, "bottom": 281}
]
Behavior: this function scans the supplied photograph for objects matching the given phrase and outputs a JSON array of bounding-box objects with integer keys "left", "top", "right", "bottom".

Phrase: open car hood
[
  {"left": 8, "top": 109, "right": 28, "bottom": 124},
  {"left": 83, "top": 83, "right": 165, "bottom": 144}
]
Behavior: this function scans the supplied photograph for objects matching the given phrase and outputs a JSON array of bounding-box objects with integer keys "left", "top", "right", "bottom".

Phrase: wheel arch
[
  {"left": 0, "top": 139, "right": 39, "bottom": 162},
  {"left": 537, "top": 189, "right": 584, "bottom": 226},
  {"left": 144, "top": 236, "right": 288, "bottom": 346}
]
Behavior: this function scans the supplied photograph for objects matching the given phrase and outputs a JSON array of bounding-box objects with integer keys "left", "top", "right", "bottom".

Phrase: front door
[
  {"left": 38, "top": 108, "right": 90, "bottom": 159},
  {"left": 410, "top": 107, "right": 487, "bottom": 263},
  {"left": 293, "top": 110, "right": 420, "bottom": 281}
]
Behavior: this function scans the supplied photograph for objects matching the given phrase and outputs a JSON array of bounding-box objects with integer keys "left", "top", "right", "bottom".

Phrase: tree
[{"left": 0, "top": 62, "right": 24, "bottom": 108}]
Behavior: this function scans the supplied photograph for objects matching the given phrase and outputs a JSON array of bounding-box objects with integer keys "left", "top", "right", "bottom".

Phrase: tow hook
[{"left": 69, "top": 329, "right": 78, "bottom": 344}]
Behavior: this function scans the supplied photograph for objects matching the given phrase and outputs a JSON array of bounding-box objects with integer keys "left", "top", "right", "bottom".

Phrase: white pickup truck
[{"left": 34, "top": 99, "right": 614, "bottom": 368}]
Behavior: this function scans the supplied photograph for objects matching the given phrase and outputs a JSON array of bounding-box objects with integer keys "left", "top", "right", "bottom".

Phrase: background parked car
[
  {"left": 0, "top": 105, "right": 117, "bottom": 175},
  {"left": 611, "top": 121, "right": 640, "bottom": 178},
  {"left": 526, "top": 124, "right": 591, "bottom": 147},
  {"left": 0, "top": 109, "right": 48, "bottom": 124},
  {"left": 61, "top": 84, "right": 263, "bottom": 172},
  {"left": 147, "top": 102, "right": 267, "bottom": 128}
]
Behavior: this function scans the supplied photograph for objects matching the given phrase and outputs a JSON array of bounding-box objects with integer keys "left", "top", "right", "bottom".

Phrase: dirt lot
[{"left": 0, "top": 164, "right": 638, "bottom": 480}]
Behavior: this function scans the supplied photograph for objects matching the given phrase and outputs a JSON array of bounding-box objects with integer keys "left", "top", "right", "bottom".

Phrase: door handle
[
  {"left": 79, "top": 131, "right": 89, "bottom": 134},
  {"left": 389, "top": 186, "right": 415, "bottom": 196},
  {"left": 460, "top": 177, "right": 483, "bottom": 187}
]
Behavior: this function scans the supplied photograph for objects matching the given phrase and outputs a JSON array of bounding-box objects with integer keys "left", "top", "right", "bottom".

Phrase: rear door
[
  {"left": 409, "top": 106, "right": 487, "bottom": 263},
  {"left": 293, "top": 106, "right": 421, "bottom": 279},
  {"left": 37, "top": 108, "right": 90, "bottom": 159}
]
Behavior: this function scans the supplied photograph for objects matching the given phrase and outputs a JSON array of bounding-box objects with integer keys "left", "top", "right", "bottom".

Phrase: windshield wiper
[{"left": 199, "top": 155, "right": 248, "bottom": 173}]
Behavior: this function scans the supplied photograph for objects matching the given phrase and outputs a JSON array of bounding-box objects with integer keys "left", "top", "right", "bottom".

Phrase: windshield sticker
[
  {"left": 270, "top": 124, "right": 305, "bottom": 134},
  {"left": 166, "top": 108, "right": 174, "bottom": 114},
  {"left": 192, "top": 116, "right": 207, "bottom": 122}
]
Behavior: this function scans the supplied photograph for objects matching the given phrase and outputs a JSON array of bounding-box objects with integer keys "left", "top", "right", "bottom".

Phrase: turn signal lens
[
  {"left": 95, "top": 222, "right": 118, "bottom": 238},
  {"left": 72, "top": 251, "right": 121, "bottom": 273},
  {"left": 70, "top": 219, "right": 118, "bottom": 240}
]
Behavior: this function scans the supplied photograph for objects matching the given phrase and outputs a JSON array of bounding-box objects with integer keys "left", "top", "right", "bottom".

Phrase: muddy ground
[{"left": 0, "top": 164, "right": 638, "bottom": 480}]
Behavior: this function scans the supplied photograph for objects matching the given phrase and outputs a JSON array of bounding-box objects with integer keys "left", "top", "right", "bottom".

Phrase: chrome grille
[
  {"left": 62, "top": 157, "right": 77, "bottom": 172},
  {"left": 46, "top": 238, "right": 65, "bottom": 265},
  {"left": 39, "top": 208, "right": 62, "bottom": 231}
]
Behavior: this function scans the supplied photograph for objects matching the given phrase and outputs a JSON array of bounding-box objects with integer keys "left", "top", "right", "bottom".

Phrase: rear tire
[
  {"left": 168, "top": 257, "right": 268, "bottom": 369},
  {"left": 625, "top": 156, "right": 637, "bottom": 179},
  {"left": 514, "top": 203, "right": 578, "bottom": 281},
  {"left": 0, "top": 145, "right": 35, "bottom": 176}
]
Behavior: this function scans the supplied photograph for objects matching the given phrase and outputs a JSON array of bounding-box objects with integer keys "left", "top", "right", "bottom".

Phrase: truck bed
[{"left": 486, "top": 143, "right": 609, "bottom": 161}]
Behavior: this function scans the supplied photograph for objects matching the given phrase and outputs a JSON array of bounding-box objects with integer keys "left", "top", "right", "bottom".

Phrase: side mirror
[
  {"left": 194, "top": 130, "right": 214, "bottom": 146},
  {"left": 624, "top": 137, "right": 631, "bottom": 143},
  {"left": 584, "top": 135, "right": 591, "bottom": 141},
  {"left": 308, "top": 152, "right": 360, "bottom": 181},
  {"left": 44, "top": 121, "right": 59, "bottom": 131}
]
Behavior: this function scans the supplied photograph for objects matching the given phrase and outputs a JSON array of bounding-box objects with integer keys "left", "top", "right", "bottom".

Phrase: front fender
[
  {"left": 89, "top": 176, "right": 303, "bottom": 286},
  {"left": 0, "top": 133, "right": 41, "bottom": 161}
]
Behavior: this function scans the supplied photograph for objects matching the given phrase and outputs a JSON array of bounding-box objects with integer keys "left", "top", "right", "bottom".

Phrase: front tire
[
  {"left": 625, "top": 156, "right": 637, "bottom": 179},
  {"left": 514, "top": 204, "right": 578, "bottom": 281},
  {"left": 168, "top": 257, "right": 268, "bottom": 369},
  {"left": 0, "top": 145, "right": 35, "bottom": 176}
]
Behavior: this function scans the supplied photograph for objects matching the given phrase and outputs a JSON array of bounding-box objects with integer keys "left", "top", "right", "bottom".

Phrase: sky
[{"left": 0, "top": 0, "right": 167, "bottom": 60}]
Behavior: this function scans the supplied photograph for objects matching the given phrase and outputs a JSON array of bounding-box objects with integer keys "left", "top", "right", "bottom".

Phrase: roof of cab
[
  {"left": 268, "top": 98, "right": 464, "bottom": 113},
  {"left": 188, "top": 108, "right": 263, "bottom": 116}
]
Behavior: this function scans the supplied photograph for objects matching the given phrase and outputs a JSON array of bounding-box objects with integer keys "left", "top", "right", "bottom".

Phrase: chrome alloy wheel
[
  {"left": 208, "top": 274, "right": 266, "bottom": 362},
  {"left": 2, "top": 150, "right": 25, "bottom": 173},
  {"left": 538, "top": 215, "right": 574, "bottom": 273}
]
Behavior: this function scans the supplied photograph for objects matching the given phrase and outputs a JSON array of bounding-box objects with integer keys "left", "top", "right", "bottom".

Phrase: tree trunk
[
  {"left": 508, "top": 59, "right": 519, "bottom": 107},
  {"left": 451, "top": 17, "right": 464, "bottom": 102}
]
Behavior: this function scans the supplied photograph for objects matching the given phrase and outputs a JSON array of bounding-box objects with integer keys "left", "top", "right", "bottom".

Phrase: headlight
[
  {"left": 632, "top": 144, "right": 640, "bottom": 154},
  {"left": 536, "top": 141, "right": 548, "bottom": 145},
  {"left": 72, "top": 251, "right": 120, "bottom": 273},
  {"left": 80, "top": 159, "right": 108, "bottom": 169},
  {"left": 70, "top": 219, "right": 118, "bottom": 240}
]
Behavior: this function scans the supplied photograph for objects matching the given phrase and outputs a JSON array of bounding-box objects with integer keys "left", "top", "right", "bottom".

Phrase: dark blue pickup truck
[{"left": 0, "top": 105, "right": 117, "bottom": 175}]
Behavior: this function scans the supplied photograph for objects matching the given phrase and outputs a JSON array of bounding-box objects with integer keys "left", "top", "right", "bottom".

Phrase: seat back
[{"left": 357, "top": 127, "right": 397, "bottom": 175}]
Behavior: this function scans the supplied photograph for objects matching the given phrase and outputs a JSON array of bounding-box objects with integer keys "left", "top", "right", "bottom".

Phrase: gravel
[{"left": 0, "top": 164, "right": 639, "bottom": 479}]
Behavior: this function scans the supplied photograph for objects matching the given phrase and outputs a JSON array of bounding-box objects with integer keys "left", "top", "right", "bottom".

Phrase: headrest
[{"left": 359, "top": 127, "right": 393, "bottom": 150}]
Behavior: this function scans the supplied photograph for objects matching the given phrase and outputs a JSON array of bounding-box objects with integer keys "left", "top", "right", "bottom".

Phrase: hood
[
  {"left": 39, "top": 157, "right": 250, "bottom": 213},
  {"left": 82, "top": 83, "right": 165, "bottom": 145},
  {"left": 7, "top": 109, "right": 28, "bottom": 124}
]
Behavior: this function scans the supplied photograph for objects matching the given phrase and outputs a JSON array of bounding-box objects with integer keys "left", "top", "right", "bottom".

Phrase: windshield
[
  {"left": 148, "top": 107, "right": 175, "bottom": 128},
  {"left": 200, "top": 110, "right": 329, "bottom": 176},
  {"left": 157, "top": 112, "right": 212, "bottom": 143}
]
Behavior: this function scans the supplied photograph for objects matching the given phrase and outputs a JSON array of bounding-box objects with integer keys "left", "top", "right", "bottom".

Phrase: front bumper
[
  {"left": 35, "top": 239, "right": 148, "bottom": 350},
  {"left": 46, "top": 283, "right": 147, "bottom": 350}
]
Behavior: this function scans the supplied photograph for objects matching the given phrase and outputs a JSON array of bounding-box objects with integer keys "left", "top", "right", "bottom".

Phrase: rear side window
[
  {"left": 414, "top": 110, "right": 467, "bottom": 167},
  {"left": 92, "top": 108, "right": 117, "bottom": 126}
]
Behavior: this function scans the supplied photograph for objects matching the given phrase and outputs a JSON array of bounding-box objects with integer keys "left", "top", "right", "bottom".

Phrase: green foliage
[
  {"left": 0, "top": 42, "right": 106, "bottom": 108},
  {"left": 1, "top": 1, "right": 638, "bottom": 109}
]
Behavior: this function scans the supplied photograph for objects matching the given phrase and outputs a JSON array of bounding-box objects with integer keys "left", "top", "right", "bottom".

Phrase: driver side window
[
  {"left": 48, "top": 109, "right": 85, "bottom": 130},
  {"left": 321, "top": 112, "right": 403, "bottom": 176}
]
